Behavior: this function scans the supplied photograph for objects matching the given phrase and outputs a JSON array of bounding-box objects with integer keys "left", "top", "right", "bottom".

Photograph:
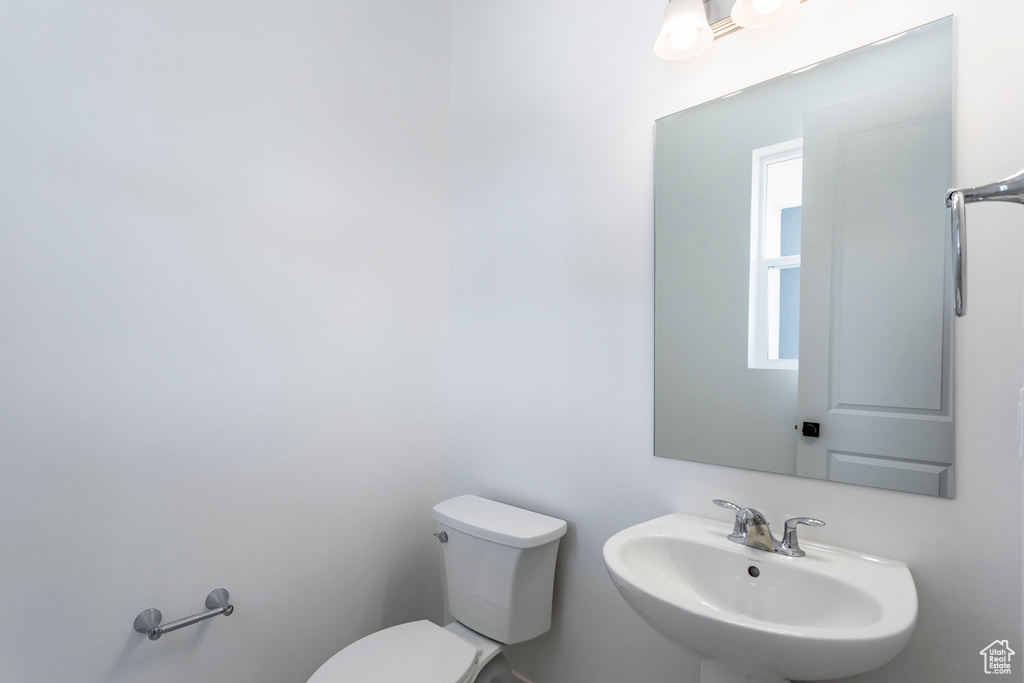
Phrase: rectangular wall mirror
[{"left": 654, "top": 17, "right": 954, "bottom": 497}]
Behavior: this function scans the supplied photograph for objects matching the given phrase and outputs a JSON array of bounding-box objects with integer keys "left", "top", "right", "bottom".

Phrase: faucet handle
[
  {"left": 785, "top": 516, "right": 825, "bottom": 529},
  {"left": 779, "top": 517, "right": 826, "bottom": 557},
  {"left": 712, "top": 500, "right": 747, "bottom": 542}
]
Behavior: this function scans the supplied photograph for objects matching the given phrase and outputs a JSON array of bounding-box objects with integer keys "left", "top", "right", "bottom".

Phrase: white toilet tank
[{"left": 432, "top": 495, "right": 567, "bottom": 645}]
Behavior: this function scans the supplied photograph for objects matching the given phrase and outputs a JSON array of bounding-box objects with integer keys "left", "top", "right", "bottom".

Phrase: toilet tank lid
[{"left": 432, "top": 495, "right": 567, "bottom": 549}]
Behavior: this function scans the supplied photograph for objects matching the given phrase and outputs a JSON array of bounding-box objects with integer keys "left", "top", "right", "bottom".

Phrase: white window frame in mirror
[{"left": 748, "top": 137, "right": 802, "bottom": 371}]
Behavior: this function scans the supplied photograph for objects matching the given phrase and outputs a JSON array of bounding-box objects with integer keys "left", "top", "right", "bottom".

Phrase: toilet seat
[{"left": 307, "top": 620, "right": 480, "bottom": 683}]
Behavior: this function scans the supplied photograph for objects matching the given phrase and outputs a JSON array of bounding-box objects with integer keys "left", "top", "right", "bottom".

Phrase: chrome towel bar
[
  {"left": 946, "top": 168, "right": 1024, "bottom": 317},
  {"left": 133, "top": 588, "right": 234, "bottom": 641}
]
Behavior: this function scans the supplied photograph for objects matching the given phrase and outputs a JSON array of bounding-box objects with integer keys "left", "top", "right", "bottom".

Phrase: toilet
[{"left": 307, "top": 495, "right": 568, "bottom": 683}]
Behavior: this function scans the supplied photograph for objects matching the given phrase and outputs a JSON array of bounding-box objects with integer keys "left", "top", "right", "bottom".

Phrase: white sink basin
[{"left": 603, "top": 513, "right": 917, "bottom": 681}]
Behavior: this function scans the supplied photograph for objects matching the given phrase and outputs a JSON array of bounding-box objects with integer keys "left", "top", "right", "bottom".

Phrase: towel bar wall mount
[
  {"left": 133, "top": 588, "right": 234, "bottom": 641},
  {"left": 946, "top": 168, "right": 1024, "bottom": 317}
]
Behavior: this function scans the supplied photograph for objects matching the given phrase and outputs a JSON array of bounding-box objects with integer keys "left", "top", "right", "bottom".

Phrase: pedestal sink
[{"left": 603, "top": 513, "right": 917, "bottom": 683}]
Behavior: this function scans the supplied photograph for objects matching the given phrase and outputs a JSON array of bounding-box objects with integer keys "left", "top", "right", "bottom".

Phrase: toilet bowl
[{"left": 307, "top": 495, "right": 567, "bottom": 683}]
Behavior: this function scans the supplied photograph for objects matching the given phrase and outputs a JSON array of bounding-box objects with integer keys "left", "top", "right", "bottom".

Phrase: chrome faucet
[
  {"left": 738, "top": 507, "right": 775, "bottom": 552},
  {"left": 713, "top": 500, "right": 825, "bottom": 558}
]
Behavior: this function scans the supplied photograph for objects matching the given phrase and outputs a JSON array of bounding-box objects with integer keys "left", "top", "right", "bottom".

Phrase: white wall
[
  {"left": 449, "top": 1, "right": 1023, "bottom": 682},
  {"left": 0, "top": 2, "right": 451, "bottom": 682}
]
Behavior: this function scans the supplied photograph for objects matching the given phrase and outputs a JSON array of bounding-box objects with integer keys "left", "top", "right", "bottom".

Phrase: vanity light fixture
[{"left": 655, "top": 0, "right": 808, "bottom": 60}]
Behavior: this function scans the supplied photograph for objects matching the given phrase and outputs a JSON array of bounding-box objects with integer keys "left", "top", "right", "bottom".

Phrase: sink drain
[{"left": 748, "top": 566, "right": 760, "bottom": 578}]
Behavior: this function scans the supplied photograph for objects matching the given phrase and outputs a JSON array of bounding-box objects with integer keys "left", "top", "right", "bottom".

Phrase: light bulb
[
  {"left": 752, "top": 0, "right": 784, "bottom": 13},
  {"left": 654, "top": 0, "right": 713, "bottom": 59},
  {"left": 669, "top": 23, "right": 699, "bottom": 50}
]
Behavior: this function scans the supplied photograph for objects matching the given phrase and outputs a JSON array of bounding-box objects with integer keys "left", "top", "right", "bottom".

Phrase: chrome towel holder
[
  {"left": 133, "top": 588, "right": 234, "bottom": 641},
  {"left": 946, "top": 168, "right": 1024, "bottom": 317}
]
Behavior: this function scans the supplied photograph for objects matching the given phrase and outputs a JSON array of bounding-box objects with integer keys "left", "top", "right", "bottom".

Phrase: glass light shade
[
  {"left": 730, "top": 0, "right": 800, "bottom": 27},
  {"left": 654, "top": 0, "right": 714, "bottom": 60}
]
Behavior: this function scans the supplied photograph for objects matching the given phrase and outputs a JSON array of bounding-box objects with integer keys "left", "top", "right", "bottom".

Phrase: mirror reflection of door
[{"left": 796, "top": 78, "right": 953, "bottom": 496}]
